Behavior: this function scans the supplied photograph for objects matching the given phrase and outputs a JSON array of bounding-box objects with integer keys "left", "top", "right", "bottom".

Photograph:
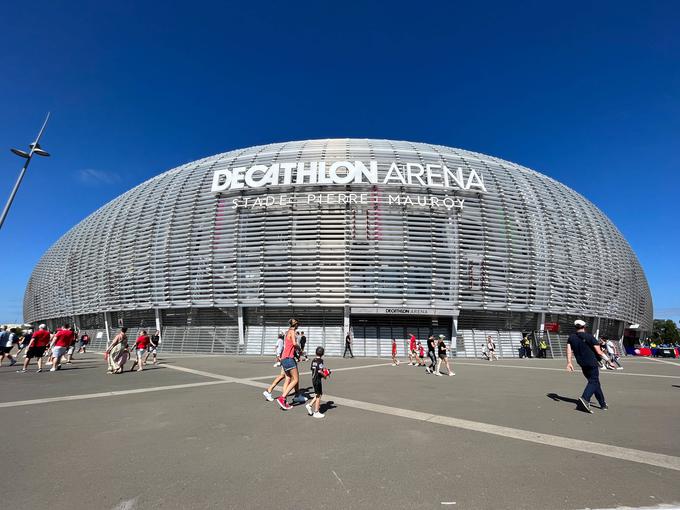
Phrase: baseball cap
[
  {"left": 574, "top": 319, "right": 586, "bottom": 327},
  {"left": 438, "top": 334, "right": 445, "bottom": 338},
  {"left": 39, "top": 323, "right": 46, "bottom": 329}
]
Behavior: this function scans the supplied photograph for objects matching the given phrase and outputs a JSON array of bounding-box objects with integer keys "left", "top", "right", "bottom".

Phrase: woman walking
[
  {"left": 276, "top": 319, "right": 300, "bottom": 410},
  {"left": 487, "top": 335, "right": 499, "bottom": 361},
  {"left": 106, "top": 327, "right": 129, "bottom": 374},
  {"left": 435, "top": 335, "right": 455, "bottom": 376}
]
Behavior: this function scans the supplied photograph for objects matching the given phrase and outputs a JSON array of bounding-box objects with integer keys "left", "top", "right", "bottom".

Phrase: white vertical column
[
  {"left": 451, "top": 315, "right": 458, "bottom": 354},
  {"left": 593, "top": 317, "right": 601, "bottom": 339},
  {"left": 237, "top": 306, "right": 244, "bottom": 345},
  {"left": 343, "top": 306, "right": 350, "bottom": 340},
  {"left": 103, "top": 311, "right": 112, "bottom": 347},
  {"left": 617, "top": 321, "right": 626, "bottom": 355},
  {"left": 154, "top": 308, "right": 162, "bottom": 343},
  {"left": 537, "top": 312, "right": 546, "bottom": 332}
]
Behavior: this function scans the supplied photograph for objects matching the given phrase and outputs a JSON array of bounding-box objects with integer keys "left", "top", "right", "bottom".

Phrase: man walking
[
  {"left": 50, "top": 324, "right": 75, "bottom": 371},
  {"left": 18, "top": 324, "right": 50, "bottom": 373},
  {"left": 343, "top": 332, "right": 354, "bottom": 358},
  {"left": 425, "top": 335, "right": 437, "bottom": 374},
  {"left": 566, "top": 319, "right": 608, "bottom": 413}
]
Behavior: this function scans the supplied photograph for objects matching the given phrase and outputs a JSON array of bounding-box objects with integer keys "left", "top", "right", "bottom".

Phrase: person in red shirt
[
  {"left": 417, "top": 341, "right": 426, "bottom": 366},
  {"left": 19, "top": 324, "right": 51, "bottom": 373},
  {"left": 408, "top": 333, "right": 418, "bottom": 365},
  {"left": 129, "top": 330, "right": 151, "bottom": 372},
  {"left": 391, "top": 338, "right": 400, "bottom": 366},
  {"left": 50, "top": 324, "right": 75, "bottom": 371}
]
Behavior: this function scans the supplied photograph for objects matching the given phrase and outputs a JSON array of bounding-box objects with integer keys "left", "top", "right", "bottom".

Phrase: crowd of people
[
  {"left": 3, "top": 316, "right": 623, "bottom": 416},
  {"left": 390, "top": 332, "right": 455, "bottom": 376},
  {"left": 0, "top": 323, "right": 162, "bottom": 375},
  {"left": 0, "top": 323, "right": 91, "bottom": 372}
]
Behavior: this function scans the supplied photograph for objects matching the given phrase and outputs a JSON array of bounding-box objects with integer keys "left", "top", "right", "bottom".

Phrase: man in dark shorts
[
  {"left": 19, "top": 324, "right": 51, "bottom": 373},
  {"left": 566, "top": 319, "right": 608, "bottom": 413}
]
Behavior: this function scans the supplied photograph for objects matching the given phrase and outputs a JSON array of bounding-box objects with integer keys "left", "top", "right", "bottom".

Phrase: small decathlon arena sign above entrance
[{"left": 211, "top": 160, "right": 487, "bottom": 193}]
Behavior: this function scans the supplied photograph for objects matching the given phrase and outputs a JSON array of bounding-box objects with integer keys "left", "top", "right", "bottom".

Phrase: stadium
[{"left": 23, "top": 139, "right": 652, "bottom": 357}]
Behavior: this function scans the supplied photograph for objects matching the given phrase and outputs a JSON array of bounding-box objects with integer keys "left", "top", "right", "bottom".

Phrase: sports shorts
[
  {"left": 312, "top": 379, "right": 323, "bottom": 396},
  {"left": 0, "top": 345, "right": 12, "bottom": 354},
  {"left": 439, "top": 353, "right": 447, "bottom": 359},
  {"left": 281, "top": 357, "right": 297, "bottom": 372},
  {"left": 136, "top": 348, "right": 147, "bottom": 357},
  {"left": 52, "top": 346, "right": 67, "bottom": 359},
  {"left": 26, "top": 346, "right": 47, "bottom": 359}
]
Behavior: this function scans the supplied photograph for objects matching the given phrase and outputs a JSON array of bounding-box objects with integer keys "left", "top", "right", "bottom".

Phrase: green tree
[{"left": 652, "top": 319, "right": 680, "bottom": 343}]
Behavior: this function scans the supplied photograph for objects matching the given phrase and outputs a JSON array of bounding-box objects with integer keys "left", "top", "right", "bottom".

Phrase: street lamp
[{"left": 0, "top": 112, "right": 51, "bottom": 230}]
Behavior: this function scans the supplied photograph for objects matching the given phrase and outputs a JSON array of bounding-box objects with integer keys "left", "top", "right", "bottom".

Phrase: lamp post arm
[
  {"left": 0, "top": 158, "right": 31, "bottom": 230},
  {"left": 0, "top": 112, "right": 51, "bottom": 230}
]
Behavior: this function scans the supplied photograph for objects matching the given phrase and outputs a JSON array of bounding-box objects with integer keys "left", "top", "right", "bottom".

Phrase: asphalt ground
[{"left": 1, "top": 352, "right": 679, "bottom": 510}]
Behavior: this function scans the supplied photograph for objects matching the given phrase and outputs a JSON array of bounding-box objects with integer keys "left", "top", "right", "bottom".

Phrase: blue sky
[{"left": 0, "top": 1, "right": 678, "bottom": 324}]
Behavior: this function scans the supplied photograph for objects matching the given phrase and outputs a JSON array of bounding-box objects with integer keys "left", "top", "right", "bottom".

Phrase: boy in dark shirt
[
  {"left": 306, "top": 346, "right": 330, "bottom": 419},
  {"left": 567, "top": 320, "right": 608, "bottom": 413}
]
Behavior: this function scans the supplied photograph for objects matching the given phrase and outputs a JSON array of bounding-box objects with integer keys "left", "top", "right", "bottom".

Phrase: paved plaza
[{"left": 1, "top": 353, "right": 679, "bottom": 510}]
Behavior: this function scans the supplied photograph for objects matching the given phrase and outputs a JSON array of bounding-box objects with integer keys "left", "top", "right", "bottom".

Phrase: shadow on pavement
[
  {"left": 320, "top": 400, "right": 337, "bottom": 414},
  {"left": 546, "top": 393, "right": 579, "bottom": 405}
]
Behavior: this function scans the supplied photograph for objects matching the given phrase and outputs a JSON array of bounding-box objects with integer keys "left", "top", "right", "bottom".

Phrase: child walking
[
  {"left": 417, "top": 341, "right": 426, "bottom": 366},
  {"left": 391, "top": 338, "right": 400, "bottom": 366},
  {"left": 306, "top": 346, "right": 330, "bottom": 419}
]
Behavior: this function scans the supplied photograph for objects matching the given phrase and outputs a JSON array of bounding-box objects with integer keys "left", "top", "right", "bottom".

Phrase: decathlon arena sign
[{"left": 211, "top": 160, "right": 487, "bottom": 211}]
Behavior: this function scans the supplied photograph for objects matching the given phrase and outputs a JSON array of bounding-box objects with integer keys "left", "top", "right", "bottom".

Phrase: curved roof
[{"left": 24, "top": 139, "right": 652, "bottom": 329}]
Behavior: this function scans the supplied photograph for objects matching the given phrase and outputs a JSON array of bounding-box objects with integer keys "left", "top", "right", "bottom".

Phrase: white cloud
[{"left": 77, "top": 168, "right": 120, "bottom": 185}]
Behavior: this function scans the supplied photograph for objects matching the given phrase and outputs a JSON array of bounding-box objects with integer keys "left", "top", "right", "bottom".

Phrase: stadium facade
[{"left": 23, "top": 139, "right": 652, "bottom": 357}]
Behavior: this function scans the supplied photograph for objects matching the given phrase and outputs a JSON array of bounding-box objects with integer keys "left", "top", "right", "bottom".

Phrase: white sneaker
[
  {"left": 448, "top": 372, "right": 455, "bottom": 376},
  {"left": 262, "top": 390, "right": 274, "bottom": 402},
  {"left": 305, "top": 404, "right": 313, "bottom": 416},
  {"left": 273, "top": 362, "right": 281, "bottom": 367},
  {"left": 392, "top": 363, "right": 397, "bottom": 366},
  {"left": 435, "top": 372, "right": 442, "bottom": 376},
  {"left": 49, "top": 367, "right": 57, "bottom": 372},
  {"left": 616, "top": 367, "right": 623, "bottom": 370},
  {"left": 312, "top": 411, "right": 325, "bottom": 419}
]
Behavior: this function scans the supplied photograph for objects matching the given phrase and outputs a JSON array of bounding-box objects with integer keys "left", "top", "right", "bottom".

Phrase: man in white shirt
[{"left": 604, "top": 337, "right": 623, "bottom": 370}]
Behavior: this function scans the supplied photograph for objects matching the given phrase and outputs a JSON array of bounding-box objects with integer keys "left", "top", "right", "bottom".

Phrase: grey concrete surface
[{"left": 1, "top": 352, "right": 678, "bottom": 510}]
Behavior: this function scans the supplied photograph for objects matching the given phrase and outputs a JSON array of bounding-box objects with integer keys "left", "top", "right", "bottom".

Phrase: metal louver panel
[{"left": 24, "top": 139, "right": 652, "bottom": 337}]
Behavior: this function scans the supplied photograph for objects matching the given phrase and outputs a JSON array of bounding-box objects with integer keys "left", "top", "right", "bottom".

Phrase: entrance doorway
[{"left": 350, "top": 315, "right": 452, "bottom": 357}]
